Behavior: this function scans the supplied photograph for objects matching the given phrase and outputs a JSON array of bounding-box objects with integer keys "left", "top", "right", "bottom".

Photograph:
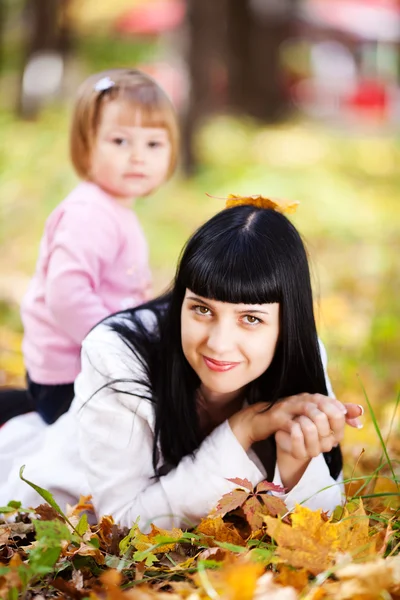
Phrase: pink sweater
[{"left": 21, "top": 182, "right": 152, "bottom": 385}]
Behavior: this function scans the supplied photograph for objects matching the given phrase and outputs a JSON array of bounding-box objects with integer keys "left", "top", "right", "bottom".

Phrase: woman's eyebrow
[
  {"left": 235, "top": 308, "right": 270, "bottom": 315},
  {"left": 186, "top": 296, "right": 270, "bottom": 315},
  {"left": 186, "top": 295, "right": 212, "bottom": 305}
]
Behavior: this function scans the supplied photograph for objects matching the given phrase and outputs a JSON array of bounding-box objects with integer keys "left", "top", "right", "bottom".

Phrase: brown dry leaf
[
  {"left": 225, "top": 194, "right": 299, "bottom": 214},
  {"left": 0, "top": 553, "right": 23, "bottom": 596},
  {"left": 66, "top": 541, "right": 105, "bottom": 564},
  {"left": 134, "top": 524, "right": 183, "bottom": 553},
  {"left": 331, "top": 555, "right": 400, "bottom": 599},
  {"left": 196, "top": 516, "right": 246, "bottom": 547},
  {"left": 264, "top": 502, "right": 373, "bottom": 575},
  {"left": 197, "top": 546, "right": 229, "bottom": 562},
  {"left": 0, "top": 525, "right": 11, "bottom": 545},
  {"left": 34, "top": 503, "right": 65, "bottom": 522},
  {"left": 67, "top": 494, "right": 94, "bottom": 517},
  {"left": 51, "top": 577, "right": 87, "bottom": 599},
  {"left": 93, "top": 515, "right": 115, "bottom": 548}
]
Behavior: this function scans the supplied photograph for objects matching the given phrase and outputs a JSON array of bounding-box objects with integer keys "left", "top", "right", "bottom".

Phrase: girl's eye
[
  {"left": 113, "top": 138, "right": 128, "bottom": 146},
  {"left": 148, "top": 140, "right": 162, "bottom": 148},
  {"left": 242, "top": 315, "right": 261, "bottom": 326},
  {"left": 193, "top": 305, "right": 211, "bottom": 316}
]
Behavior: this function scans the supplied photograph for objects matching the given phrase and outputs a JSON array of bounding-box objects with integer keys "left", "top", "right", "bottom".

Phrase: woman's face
[{"left": 181, "top": 289, "right": 280, "bottom": 403}]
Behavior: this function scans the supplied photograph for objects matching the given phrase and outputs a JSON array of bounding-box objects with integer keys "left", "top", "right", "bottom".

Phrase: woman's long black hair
[{"left": 110, "top": 206, "right": 342, "bottom": 479}]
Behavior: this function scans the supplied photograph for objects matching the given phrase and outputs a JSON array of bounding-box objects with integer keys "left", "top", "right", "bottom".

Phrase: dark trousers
[{"left": 0, "top": 374, "right": 74, "bottom": 426}]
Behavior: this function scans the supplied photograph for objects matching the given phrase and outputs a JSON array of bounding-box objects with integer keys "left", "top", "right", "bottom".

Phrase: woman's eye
[
  {"left": 193, "top": 305, "right": 211, "bottom": 316},
  {"left": 243, "top": 315, "right": 261, "bottom": 325}
]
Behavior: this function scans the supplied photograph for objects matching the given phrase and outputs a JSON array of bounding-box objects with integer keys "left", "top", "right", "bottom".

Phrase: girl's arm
[{"left": 44, "top": 203, "right": 120, "bottom": 344}]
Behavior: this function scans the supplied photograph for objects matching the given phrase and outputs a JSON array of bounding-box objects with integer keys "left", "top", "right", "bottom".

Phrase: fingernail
[
  {"left": 357, "top": 404, "right": 365, "bottom": 416},
  {"left": 356, "top": 422, "right": 364, "bottom": 429},
  {"left": 340, "top": 404, "right": 347, "bottom": 414}
]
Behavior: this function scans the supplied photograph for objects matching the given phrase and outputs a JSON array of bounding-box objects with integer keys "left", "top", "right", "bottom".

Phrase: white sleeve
[
  {"left": 76, "top": 325, "right": 264, "bottom": 532},
  {"left": 271, "top": 455, "right": 345, "bottom": 514}
]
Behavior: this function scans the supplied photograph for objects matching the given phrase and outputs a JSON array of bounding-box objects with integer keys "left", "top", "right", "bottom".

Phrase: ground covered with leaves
[{"left": 1, "top": 437, "right": 400, "bottom": 600}]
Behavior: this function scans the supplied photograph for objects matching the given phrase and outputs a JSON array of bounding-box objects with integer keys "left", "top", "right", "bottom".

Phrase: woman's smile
[{"left": 202, "top": 355, "right": 241, "bottom": 372}]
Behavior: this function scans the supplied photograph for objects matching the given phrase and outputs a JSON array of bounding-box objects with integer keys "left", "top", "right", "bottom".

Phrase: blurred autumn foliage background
[{"left": 0, "top": 0, "right": 399, "bottom": 462}]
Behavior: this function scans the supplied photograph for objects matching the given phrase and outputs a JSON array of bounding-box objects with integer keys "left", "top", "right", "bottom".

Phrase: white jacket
[{"left": 0, "top": 311, "right": 343, "bottom": 531}]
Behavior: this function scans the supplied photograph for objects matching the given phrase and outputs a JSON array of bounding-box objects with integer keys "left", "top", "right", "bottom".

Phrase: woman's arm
[{"left": 76, "top": 325, "right": 266, "bottom": 532}]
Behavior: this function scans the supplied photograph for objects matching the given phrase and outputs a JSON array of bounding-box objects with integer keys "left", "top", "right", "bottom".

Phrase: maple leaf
[
  {"left": 196, "top": 516, "right": 246, "bottom": 547},
  {"left": 225, "top": 194, "right": 299, "bottom": 215},
  {"left": 264, "top": 501, "right": 375, "bottom": 576},
  {"left": 213, "top": 487, "right": 249, "bottom": 517},
  {"left": 213, "top": 478, "right": 287, "bottom": 531}
]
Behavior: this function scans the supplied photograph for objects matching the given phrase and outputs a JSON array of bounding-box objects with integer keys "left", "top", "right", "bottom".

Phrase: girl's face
[
  {"left": 181, "top": 289, "right": 280, "bottom": 403},
  {"left": 89, "top": 100, "right": 171, "bottom": 201}
]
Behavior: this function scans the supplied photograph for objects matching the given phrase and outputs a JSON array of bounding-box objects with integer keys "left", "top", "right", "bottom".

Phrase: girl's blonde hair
[{"left": 70, "top": 68, "right": 179, "bottom": 181}]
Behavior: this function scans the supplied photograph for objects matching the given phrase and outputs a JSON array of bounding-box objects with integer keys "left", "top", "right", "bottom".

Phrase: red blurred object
[
  {"left": 345, "top": 79, "right": 388, "bottom": 116},
  {"left": 115, "top": 0, "right": 185, "bottom": 36}
]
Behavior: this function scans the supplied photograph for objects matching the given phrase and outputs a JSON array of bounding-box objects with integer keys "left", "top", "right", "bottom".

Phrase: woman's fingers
[
  {"left": 290, "top": 421, "right": 308, "bottom": 459},
  {"left": 302, "top": 404, "right": 331, "bottom": 438},
  {"left": 344, "top": 403, "right": 364, "bottom": 429},
  {"left": 311, "top": 398, "right": 346, "bottom": 443}
]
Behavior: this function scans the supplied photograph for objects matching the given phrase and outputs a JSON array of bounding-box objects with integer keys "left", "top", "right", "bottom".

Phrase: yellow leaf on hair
[{"left": 225, "top": 194, "right": 299, "bottom": 214}]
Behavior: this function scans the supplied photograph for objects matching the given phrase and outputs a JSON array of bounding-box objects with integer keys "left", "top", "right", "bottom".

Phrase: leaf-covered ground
[{"left": 1, "top": 452, "right": 400, "bottom": 599}]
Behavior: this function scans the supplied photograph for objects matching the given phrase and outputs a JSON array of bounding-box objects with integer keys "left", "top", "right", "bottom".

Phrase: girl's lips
[{"left": 203, "top": 356, "right": 240, "bottom": 372}]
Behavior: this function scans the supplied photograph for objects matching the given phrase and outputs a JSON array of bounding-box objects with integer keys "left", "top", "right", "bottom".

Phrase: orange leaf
[
  {"left": 225, "top": 194, "right": 299, "bottom": 214},
  {"left": 134, "top": 524, "right": 183, "bottom": 554},
  {"left": 196, "top": 516, "right": 246, "bottom": 546}
]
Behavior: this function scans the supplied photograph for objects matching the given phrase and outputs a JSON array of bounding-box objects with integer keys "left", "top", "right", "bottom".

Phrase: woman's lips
[{"left": 203, "top": 356, "right": 241, "bottom": 372}]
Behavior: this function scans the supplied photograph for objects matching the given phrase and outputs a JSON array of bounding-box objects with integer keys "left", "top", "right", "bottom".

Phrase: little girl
[{"left": 0, "top": 68, "right": 179, "bottom": 425}]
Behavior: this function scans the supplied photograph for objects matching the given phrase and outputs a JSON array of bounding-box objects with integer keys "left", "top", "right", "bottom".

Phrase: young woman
[{"left": 0, "top": 202, "right": 363, "bottom": 531}]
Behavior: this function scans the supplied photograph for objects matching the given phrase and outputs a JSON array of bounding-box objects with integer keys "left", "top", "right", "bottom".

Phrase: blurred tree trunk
[
  {"left": 182, "top": 0, "right": 298, "bottom": 174},
  {"left": 16, "top": 0, "right": 73, "bottom": 118},
  {"left": 0, "top": 0, "right": 4, "bottom": 75},
  {"left": 227, "top": 0, "right": 298, "bottom": 120},
  {"left": 181, "top": 0, "right": 228, "bottom": 175}
]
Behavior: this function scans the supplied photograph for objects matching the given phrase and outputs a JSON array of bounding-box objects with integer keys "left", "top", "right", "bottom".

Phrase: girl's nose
[{"left": 129, "top": 142, "right": 144, "bottom": 163}]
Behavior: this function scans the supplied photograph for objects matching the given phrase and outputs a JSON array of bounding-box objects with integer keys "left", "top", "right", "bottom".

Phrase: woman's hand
[
  {"left": 229, "top": 393, "right": 348, "bottom": 451},
  {"left": 274, "top": 402, "right": 364, "bottom": 491},
  {"left": 275, "top": 402, "right": 364, "bottom": 459}
]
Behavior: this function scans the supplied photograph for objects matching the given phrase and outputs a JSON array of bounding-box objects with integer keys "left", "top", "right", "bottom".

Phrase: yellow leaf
[
  {"left": 194, "top": 557, "right": 264, "bottom": 600},
  {"left": 196, "top": 516, "right": 246, "bottom": 547},
  {"left": 225, "top": 194, "right": 299, "bottom": 214},
  {"left": 134, "top": 524, "right": 183, "bottom": 553},
  {"left": 264, "top": 502, "right": 373, "bottom": 575}
]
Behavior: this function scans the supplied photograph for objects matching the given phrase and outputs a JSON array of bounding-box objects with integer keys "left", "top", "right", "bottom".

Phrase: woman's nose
[{"left": 206, "top": 321, "right": 234, "bottom": 354}]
